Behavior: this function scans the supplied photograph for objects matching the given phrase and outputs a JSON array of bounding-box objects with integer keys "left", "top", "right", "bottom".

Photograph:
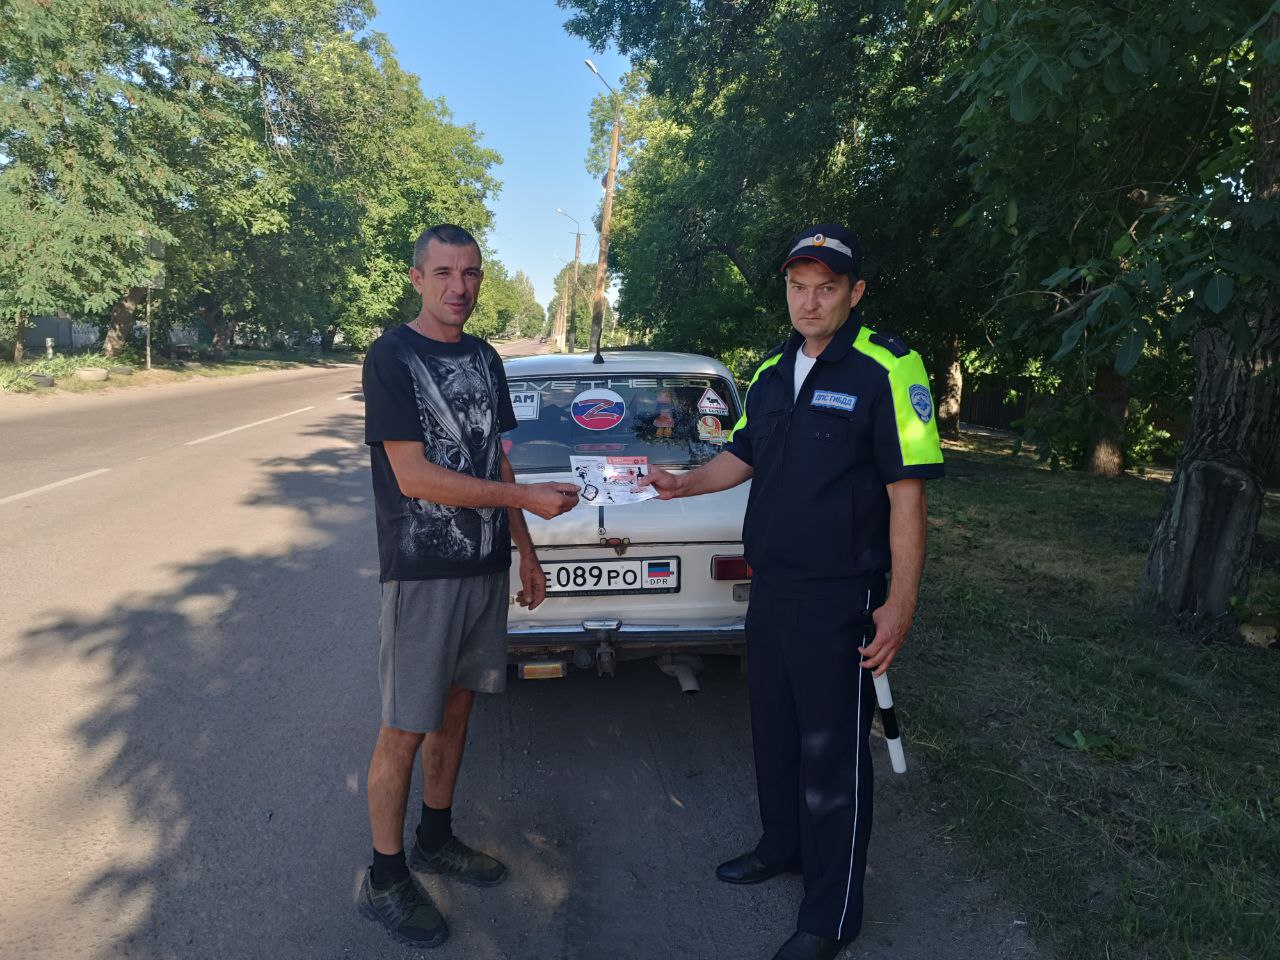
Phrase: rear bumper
[{"left": 507, "top": 620, "right": 745, "bottom": 660}]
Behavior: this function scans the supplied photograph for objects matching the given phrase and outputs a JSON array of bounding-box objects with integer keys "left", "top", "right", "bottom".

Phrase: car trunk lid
[{"left": 520, "top": 471, "right": 749, "bottom": 547}]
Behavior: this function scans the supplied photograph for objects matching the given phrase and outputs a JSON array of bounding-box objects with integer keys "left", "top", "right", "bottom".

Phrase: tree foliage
[
  {"left": 1, "top": 0, "right": 508, "bottom": 360},
  {"left": 940, "top": 0, "right": 1276, "bottom": 373},
  {"left": 568, "top": 4, "right": 1002, "bottom": 381},
  {"left": 0, "top": 0, "right": 207, "bottom": 348},
  {"left": 466, "top": 261, "right": 546, "bottom": 341},
  {"left": 547, "top": 260, "right": 616, "bottom": 350},
  {"left": 560, "top": 0, "right": 1280, "bottom": 625}
]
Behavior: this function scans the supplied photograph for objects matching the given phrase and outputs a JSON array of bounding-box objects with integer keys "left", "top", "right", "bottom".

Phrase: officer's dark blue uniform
[{"left": 722, "top": 236, "right": 944, "bottom": 946}]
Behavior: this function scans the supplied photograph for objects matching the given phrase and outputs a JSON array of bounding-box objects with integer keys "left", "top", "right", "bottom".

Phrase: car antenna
[{"left": 592, "top": 344, "right": 604, "bottom": 364}]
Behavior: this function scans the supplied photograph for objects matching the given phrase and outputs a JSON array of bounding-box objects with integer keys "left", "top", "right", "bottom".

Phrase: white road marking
[
  {"left": 184, "top": 406, "right": 316, "bottom": 446},
  {"left": 338, "top": 393, "right": 361, "bottom": 401},
  {"left": 0, "top": 468, "right": 112, "bottom": 506}
]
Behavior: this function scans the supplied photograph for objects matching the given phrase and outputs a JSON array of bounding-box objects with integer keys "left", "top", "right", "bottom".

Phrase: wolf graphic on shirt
[{"left": 398, "top": 348, "right": 506, "bottom": 563}]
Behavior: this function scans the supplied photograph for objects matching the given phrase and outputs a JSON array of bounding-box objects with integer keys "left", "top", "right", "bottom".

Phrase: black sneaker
[
  {"left": 409, "top": 835, "right": 507, "bottom": 886},
  {"left": 357, "top": 870, "right": 449, "bottom": 948}
]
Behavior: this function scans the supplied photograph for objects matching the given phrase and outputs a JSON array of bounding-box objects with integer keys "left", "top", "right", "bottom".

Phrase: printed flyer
[{"left": 569, "top": 455, "right": 658, "bottom": 506}]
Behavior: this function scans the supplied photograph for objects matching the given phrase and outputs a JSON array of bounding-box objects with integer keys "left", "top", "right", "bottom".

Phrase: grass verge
[
  {"left": 0, "top": 348, "right": 359, "bottom": 394},
  {"left": 899, "top": 433, "right": 1279, "bottom": 960}
]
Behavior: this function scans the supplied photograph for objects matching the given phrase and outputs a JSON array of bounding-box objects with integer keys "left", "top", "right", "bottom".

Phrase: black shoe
[
  {"left": 770, "top": 931, "right": 851, "bottom": 960},
  {"left": 715, "top": 850, "right": 800, "bottom": 885},
  {"left": 409, "top": 835, "right": 507, "bottom": 886},
  {"left": 357, "top": 870, "right": 448, "bottom": 948}
]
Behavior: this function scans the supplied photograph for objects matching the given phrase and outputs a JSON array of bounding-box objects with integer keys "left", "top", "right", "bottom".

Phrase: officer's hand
[
  {"left": 523, "top": 482, "right": 580, "bottom": 519},
  {"left": 515, "top": 550, "right": 547, "bottom": 610},
  {"left": 635, "top": 467, "right": 683, "bottom": 500},
  {"left": 859, "top": 600, "right": 913, "bottom": 677}
]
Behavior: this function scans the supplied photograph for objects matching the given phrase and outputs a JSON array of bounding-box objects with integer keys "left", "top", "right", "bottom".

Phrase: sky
[{"left": 370, "top": 1, "right": 630, "bottom": 308}]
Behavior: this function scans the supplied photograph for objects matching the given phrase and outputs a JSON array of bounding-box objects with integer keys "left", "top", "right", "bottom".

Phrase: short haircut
[{"left": 412, "top": 224, "right": 481, "bottom": 270}]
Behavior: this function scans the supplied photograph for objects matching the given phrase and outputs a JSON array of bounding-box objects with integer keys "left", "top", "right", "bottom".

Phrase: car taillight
[{"left": 711, "top": 555, "right": 751, "bottom": 581}]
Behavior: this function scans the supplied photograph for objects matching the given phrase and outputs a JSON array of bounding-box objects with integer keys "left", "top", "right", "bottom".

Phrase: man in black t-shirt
[{"left": 358, "top": 224, "right": 579, "bottom": 949}]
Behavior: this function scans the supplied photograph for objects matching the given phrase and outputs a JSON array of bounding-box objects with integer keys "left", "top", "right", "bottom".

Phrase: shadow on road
[{"left": 11, "top": 407, "right": 1038, "bottom": 960}]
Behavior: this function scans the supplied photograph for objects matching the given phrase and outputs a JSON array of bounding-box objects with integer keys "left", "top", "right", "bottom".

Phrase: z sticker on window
[
  {"left": 571, "top": 388, "right": 627, "bottom": 431},
  {"left": 510, "top": 390, "right": 541, "bottom": 421}
]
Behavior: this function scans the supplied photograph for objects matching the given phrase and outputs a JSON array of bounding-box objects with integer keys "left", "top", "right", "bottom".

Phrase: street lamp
[
  {"left": 555, "top": 208, "right": 582, "bottom": 354},
  {"left": 584, "top": 59, "right": 621, "bottom": 365}
]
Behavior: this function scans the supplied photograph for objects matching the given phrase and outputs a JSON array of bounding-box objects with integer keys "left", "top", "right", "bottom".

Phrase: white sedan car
[{"left": 502, "top": 350, "right": 751, "bottom": 692}]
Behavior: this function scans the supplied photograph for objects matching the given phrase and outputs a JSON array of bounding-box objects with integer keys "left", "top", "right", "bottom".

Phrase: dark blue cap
[{"left": 781, "top": 223, "right": 862, "bottom": 277}]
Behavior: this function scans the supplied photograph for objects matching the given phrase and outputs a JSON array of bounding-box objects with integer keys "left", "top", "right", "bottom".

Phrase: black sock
[
  {"left": 416, "top": 803, "right": 453, "bottom": 853},
  {"left": 370, "top": 848, "right": 409, "bottom": 889}
]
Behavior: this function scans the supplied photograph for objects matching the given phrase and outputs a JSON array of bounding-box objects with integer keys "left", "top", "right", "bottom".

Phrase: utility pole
[
  {"left": 556, "top": 209, "right": 582, "bottom": 354},
  {"left": 586, "top": 60, "right": 621, "bottom": 365},
  {"left": 568, "top": 229, "right": 581, "bottom": 354},
  {"left": 144, "top": 237, "right": 165, "bottom": 370},
  {"left": 554, "top": 274, "right": 569, "bottom": 353}
]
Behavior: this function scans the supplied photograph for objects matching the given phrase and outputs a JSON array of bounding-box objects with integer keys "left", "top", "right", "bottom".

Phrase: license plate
[{"left": 543, "top": 557, "right": 680, "bottom": 596}]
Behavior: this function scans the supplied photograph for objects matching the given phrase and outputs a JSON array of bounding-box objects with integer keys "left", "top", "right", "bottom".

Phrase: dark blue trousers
[{"left": 746, "top": 574, "right": 886, "bottom": 941}]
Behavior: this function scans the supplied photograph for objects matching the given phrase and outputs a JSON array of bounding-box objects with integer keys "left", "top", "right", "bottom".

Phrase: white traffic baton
[{"left": 872, "top": 671, "right": 907, "bottom": 774}]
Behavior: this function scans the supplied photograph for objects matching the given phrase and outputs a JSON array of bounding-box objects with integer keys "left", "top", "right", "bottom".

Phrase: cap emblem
[{"left": 787, "top": 234, "right": 854, "bottom": 259}]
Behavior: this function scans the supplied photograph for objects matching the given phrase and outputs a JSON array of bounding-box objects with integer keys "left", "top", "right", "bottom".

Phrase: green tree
[
  {"left": 547, "top": 260, "right": 615, "bottom": 350},
  {"left": 566, "top": 4, "right": 1000, "bottom": 410},
  {"left": 0, "top": 0, "right": 211, "bottom": 360},
  {"left": 509, "top": 271, "right": 546, "bottom": 338},
  {"left": 2, "top": 0, "right": 502, "bottom": 362},
  {"left": 939, "top": 0, "right": 1280, "bottom": 618},
  {"left": 158, "top": 3, "right": 499, "bottom": 356}
]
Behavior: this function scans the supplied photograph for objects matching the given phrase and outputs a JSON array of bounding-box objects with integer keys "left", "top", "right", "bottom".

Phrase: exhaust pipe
[{"left": 657, "top": 655, "right": 703, "bottom": 695}]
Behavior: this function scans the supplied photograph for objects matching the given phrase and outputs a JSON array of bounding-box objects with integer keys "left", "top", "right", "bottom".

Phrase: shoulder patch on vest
[{"left": 868, "top": 331, "right": 910, "bottom": 358}]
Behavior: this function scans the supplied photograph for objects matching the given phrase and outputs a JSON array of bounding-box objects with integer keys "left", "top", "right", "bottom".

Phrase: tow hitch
[{"left": 582, "top": 619, "right": 620, "bottom": 677}]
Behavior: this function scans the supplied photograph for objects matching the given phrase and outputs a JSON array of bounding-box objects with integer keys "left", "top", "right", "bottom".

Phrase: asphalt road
[{"left": 0, "top": 361, "right": 1037, "bottom": 960}]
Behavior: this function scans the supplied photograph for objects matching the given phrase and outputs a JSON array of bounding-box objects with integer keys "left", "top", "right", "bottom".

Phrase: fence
[
  {"left": 23, "top": 316, "right": 99, "bottom": 351},
  {"left": 960, "top": 377, "right": 1032, "bottom": 432}
]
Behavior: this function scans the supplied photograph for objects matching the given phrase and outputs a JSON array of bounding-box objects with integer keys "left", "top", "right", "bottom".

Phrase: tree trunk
[
  {"left": 13, "top": 312, "right": 26, "bottom": 362},
  {"left": 321, "top": 325, "right": 337, "bottom": 352},
  {"left": 1141, "top": 323, "right": 1280, "bottom": 617},
  {"left": 210, "top": 315, "right": 237, "bottom": 358},
  {"left": 1085, "top": 363, "right": 1128, "bottom": 478},
  {"left": 717, "top": 241, "right": 758, "bottom": 296},
  {"left": 1141, "top": 13, "right": 1280, "bottom": 620},
  {"left": 104, "top": 287, "right": 143, "bottom": 357},
  {"left": 934, "top": 335, "right": 963, "bottom": 439},
  {"left": 198, "top": 296, "right": 234, "bottom": 359}
]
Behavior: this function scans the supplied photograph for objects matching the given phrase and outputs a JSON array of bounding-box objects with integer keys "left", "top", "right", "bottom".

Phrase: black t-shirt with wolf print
[{"left": 363, "top": 324, "right": 518, "bottom": 582}]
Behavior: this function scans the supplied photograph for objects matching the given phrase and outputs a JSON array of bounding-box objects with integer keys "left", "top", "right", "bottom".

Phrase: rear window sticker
[
  {"left": 697, "top": 387, "right": 730, "bottom": 416},
  {"left": 697, "top": 415, "right": 726, "bottom": 443},
  {"left": 571, "top": 388, "right": 627, "bottom": 431},
  {"left": 510, "top": 390, "right": 541, "bottom": 420}
]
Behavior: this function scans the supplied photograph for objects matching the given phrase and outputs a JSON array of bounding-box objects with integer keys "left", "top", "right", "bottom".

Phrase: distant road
[
  {"left": 491, "top": 336, "right": 550, "bottom": 359},
  {"left": 0, "top": 363, "right": 363, "bottom": 504}
]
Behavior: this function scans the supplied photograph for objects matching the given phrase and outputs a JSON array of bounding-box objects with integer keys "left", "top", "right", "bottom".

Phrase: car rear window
[{"left": 503, "top": 372, "right": 742, "bottom": 475}]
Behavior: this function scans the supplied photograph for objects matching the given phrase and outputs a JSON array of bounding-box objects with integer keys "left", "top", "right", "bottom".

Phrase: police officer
[{"left": 640, "top": 224, "right": 943, "bottom": 960}]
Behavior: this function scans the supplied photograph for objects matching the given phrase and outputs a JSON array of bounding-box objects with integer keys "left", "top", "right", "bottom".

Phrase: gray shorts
[{"left": 379, "top": 571, "right": 510, "bottom": 733}]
